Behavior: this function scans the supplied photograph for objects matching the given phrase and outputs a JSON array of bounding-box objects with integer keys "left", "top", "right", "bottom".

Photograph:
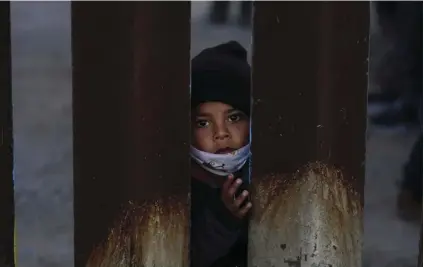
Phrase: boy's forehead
[{"left": 195, "top": 102, "right": 236, "bottom": 115}]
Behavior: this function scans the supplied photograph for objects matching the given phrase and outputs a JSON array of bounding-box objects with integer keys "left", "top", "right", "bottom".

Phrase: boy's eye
[
  {"left": 228, "top": 114, "right": 241, "bottom": 122},
  {"left": 196, "top": 119, "right": 209, "bottom": 128}
]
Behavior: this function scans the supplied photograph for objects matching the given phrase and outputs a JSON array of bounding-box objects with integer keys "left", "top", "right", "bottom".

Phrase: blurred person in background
[
  {"left": 369, "top": 2, "right": 422, "bottom": 129},
  {"left": 209, "top": 1, "right": 252, "bottom": 27},
  {"left": 371, "top": 2, "right": 422, "bottom": 221}
]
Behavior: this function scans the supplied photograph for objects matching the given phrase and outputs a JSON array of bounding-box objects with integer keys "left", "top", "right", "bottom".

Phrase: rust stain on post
[
  {"left": 250, "top": 163, "right": 362, "bottom": 267},
  {"left": 250, "top": 2, "right": 369, "bottom": 267},
  {"left": 0, "top": 2, "right": 14, "bottom": 266},
  {"left": 86, "top": 195, "right": 189, "bottom": 267},
  {"left": 72, "top": 2, "right": 191, "bottom": 266}
]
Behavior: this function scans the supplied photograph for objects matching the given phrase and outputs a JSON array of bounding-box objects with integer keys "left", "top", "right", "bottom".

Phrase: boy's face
[{"left": 192, "top": 102, "right": 250, "bottom": 154}]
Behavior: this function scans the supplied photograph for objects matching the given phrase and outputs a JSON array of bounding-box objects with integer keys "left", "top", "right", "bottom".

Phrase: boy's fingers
[
  {"left": 238, "top": 202, "right": 252, "bottom": 217},
  {"left": 234, "top": 190, "right": 249, "bottom": 208},
  {"left": 222, "top": 174, "right": 234, "bottom": 192},
  {"left": 227, "top": 178, "right": 242, "bottom": 197}
]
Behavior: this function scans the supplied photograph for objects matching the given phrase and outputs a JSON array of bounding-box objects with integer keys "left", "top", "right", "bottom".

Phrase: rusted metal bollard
[
  {"left": 249, "top": 2, "right": 369, "bottom": 267},
  {"left": 0, "top": 2, "right": 14, "bottom": 266},
  {"left": 418, "top": 226, "right": 423, "bottom": 267},
  {"left": 72, "top": 2, "right": 190, "bottom": 266}
]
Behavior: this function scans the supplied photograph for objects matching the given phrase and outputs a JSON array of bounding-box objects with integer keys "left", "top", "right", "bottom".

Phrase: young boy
[{"left": 190, "top": 41, "right": 252, "bottom": 267}]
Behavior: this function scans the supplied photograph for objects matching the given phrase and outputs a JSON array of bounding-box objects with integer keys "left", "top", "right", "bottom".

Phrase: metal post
[
  {"left": 249, "top": 2, "right": 369, "bottom": 267},
  {"left": 71, "top": 2, "right": 191, "bottom": 266},
  {"left": 0, "top": 2, "right": 14, "bottom": 266},
  {"left": 418, "top": 225, "right": 423, "bottom": 267}
]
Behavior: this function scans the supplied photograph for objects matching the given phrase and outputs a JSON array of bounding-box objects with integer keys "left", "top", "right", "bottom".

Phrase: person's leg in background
[
  {"left": 370, "top": 2, "right": 422, "bottom": 128},
  {"left": 396, "top": 2, "right": 423, "bottom": 222},
  {"left": 209, "top": 1, "right": 230, "bottom": 25},
  {"left": 369, "top": 1, "right": 401, "bottom": 104},
  {"left": 398, "top": 133, "right": 423, "bottom": 221}
]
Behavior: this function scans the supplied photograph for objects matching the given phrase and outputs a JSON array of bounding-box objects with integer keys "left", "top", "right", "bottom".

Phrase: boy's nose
[{"left": 214, "top": 127, "right": 230, "bottom": 140}]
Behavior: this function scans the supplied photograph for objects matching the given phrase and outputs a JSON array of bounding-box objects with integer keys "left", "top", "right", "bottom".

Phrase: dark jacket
[{"left": 190, "top": 174, "right": 249, "bottom": 267}]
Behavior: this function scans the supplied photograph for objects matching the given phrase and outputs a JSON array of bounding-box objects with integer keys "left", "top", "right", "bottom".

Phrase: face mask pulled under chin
[{"left": 190, "top": 144, "right": 251, "bottom": 177}]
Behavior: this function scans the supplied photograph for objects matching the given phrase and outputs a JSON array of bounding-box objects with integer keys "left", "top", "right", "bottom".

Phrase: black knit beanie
[{"left": 191, "top": 41, "right": 251, "bottom": 116}]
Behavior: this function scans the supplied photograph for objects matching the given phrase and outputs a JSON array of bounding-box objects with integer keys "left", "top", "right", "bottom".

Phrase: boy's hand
[{"left": 221, "top": 174, "right": 252, "bottom": 219}]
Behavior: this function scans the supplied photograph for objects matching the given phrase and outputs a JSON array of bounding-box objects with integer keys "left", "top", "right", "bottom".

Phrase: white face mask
[{"left": 190, "top": 144, "right": 251, "bottom": 176}]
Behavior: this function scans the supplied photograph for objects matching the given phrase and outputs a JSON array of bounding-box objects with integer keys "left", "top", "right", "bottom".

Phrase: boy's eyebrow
[{"left": 194, "top": 112, "right": 211, "bottom": 117}]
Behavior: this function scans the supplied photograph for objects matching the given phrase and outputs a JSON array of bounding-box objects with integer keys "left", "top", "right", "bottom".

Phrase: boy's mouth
[{"left": 215, "top": 147, "right": 236, "bottom": 154}]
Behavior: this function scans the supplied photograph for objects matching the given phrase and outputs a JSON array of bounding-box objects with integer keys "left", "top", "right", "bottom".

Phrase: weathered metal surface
[
  {"left": 249, "top": 2, "right": 369, "bottom": 267},
  {"left": 72, "top": 2, "right": 190, "bottom": 266},
  {"left": 0, "top": 2, "right": 14, "bottom": 266},
  {"left": 418, "top": 225, "right": 423, "bottom": 267}
]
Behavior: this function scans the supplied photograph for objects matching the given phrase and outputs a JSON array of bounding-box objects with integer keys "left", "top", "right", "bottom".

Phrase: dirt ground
[{"left": 10, "top": 2, "right": 421, "bottom": 267}]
